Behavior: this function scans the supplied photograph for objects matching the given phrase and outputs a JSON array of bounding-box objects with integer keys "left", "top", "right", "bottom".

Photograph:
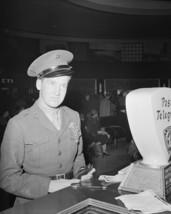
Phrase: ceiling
[
  {"left": 1, "top": 0, "right": 171, "bottom": 41},
  {"left": 68, "top": 0, "right": 171, "bottom": 15},
  {"left": 0, "top": 0, "right": 171, "bottom": 79}
]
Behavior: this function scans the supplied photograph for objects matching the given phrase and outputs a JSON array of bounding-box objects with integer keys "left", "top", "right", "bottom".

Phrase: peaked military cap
[{"left": 27, "top": 50, "right": 74, "bottom": 78}]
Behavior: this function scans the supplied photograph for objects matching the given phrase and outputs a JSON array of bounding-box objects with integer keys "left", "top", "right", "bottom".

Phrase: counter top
[{"left": 1, "top": 180, "right": 171, "bottom": 214}]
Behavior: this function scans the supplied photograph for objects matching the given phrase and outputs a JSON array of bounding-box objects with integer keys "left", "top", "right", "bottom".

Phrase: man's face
[{"left": 37, "top": 76, "right": 71, "bottom": 108}]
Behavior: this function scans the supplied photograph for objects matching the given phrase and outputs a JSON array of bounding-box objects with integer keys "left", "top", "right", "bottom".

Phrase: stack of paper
[{"left": 115, "top": 189, "right": 171, "bottom": 214}]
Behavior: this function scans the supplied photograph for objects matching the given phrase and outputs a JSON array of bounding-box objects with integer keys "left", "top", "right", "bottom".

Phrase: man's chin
[{"left": 48, "top": 102, "right": 60, "bottom": 108}]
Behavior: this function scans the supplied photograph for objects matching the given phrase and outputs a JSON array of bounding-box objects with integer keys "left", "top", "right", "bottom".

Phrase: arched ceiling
[
  {"left": 0, "top": 0, "right": 171, "bottom": 78},
  {"left": 0, "top": 0, "right": 171, "bottom": 40},
  {"left": 67, "top": 0, "right": 171, "bottom": 15}
]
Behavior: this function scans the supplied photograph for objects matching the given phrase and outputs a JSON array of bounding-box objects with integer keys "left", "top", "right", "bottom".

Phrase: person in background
[
  {"left": 90, "top": 93, "right": 100, "bottom": 115},
  {"left": 79, "top": 112, "right": 90, "bottom": 164},
  {"left": 0, "top": 50, "right": 87, "bottom": 205},
  {"left": 81, "top": 93, "right": 92, "bottom": 122},
  {"left": 13, "top": 97, "right": 28, "bottom": 115},
  {"left": 118, "top": 90, "right": 129, "bottom": 113},
  {"left": 118, "top": 90, "right": 132, "bottom": 142},
  {"left": 86, "top": 109, "right": 110, "bottom": 155},
  {"left": 99, "top": 91, "right": 116, "bottom": 117},
  {"left": 0, "top": 108, "right": 13, "bottom": 143}
]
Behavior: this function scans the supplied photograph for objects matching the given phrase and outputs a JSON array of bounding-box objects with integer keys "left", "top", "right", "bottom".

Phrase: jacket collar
[{"left": 30, "top": 101, "right": 71, "bottom": 133}]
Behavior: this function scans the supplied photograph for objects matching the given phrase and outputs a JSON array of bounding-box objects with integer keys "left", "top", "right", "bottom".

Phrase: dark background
[{"left": 0, "top": 0, "right": 171, "bottom": 85}]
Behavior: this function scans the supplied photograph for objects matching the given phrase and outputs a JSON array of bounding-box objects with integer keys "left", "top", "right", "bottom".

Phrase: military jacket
[{"left": 0, "top": 101, "right": 85, "bottom": 204}]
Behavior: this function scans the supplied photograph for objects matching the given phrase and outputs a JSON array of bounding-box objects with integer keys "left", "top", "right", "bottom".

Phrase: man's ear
[{"left": 36, "top": 79, "right": 41, "bottom": 90}]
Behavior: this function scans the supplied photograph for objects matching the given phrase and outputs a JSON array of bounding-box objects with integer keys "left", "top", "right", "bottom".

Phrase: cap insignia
[{"left": 56, "top": 54, "right": 60, "bottom": 59}]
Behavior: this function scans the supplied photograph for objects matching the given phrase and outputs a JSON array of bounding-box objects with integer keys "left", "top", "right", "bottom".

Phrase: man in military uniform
[{"left": 0, "top": 50, "right": 86, "bottom": 205}]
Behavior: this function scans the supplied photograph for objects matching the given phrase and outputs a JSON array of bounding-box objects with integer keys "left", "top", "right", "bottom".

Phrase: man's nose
[{"left": 54, "top": 85, "right": 60, "bottom": 95}]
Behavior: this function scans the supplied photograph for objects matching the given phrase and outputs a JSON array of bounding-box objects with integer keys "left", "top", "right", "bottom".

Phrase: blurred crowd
[{"left": 0, "top": 88, "right": 129, "bottom": 145}]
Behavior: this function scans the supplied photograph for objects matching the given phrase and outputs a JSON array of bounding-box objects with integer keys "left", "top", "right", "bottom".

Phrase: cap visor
[{"left": 41, "top": 69, "right": 74, "bottom": 78}]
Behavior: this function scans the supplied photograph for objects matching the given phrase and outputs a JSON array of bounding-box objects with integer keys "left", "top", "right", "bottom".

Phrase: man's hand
[
  {"left": 74, "top": 164, "right": 95, "bottom": 181},
  {"left": 48, "top": 179, "right": 80, "bottom": 193},
  {"left": 80, "top": 168, "right": 96, "bottom": 181}
]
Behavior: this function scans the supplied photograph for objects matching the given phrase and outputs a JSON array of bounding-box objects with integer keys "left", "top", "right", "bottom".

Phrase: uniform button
[
  {"left": 58, "top": 139, "right": 61, "bottom": 144},
  {"left": 58, "top": 151, "right": 61, "bottom": 156},
  {"left": 59, "top": 163, "right": 62, "bottom": 168},
  {"left": 34, "top": 143, "right": 38, "bottom": 147}
]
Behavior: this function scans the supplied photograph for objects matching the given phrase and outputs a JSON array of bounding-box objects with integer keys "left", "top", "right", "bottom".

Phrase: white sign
[{"left": 126, "top": 87, "right": 171, "bottom": 166}]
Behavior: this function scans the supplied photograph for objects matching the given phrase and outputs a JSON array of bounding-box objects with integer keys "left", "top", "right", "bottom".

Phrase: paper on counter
[
  {"left": 98, "top": 164, "right": 132, "bottom": 183},
  {"left": 98, "top": 174, "right": 125, "bottom": 183},
  {"left": 115, "top": 189, "right": 171, "bottom": 214}
]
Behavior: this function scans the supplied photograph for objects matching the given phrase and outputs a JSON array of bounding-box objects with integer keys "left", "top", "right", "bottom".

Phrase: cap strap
[{"left": 37, "top": 65, "right": 71, "bottom": 79}]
